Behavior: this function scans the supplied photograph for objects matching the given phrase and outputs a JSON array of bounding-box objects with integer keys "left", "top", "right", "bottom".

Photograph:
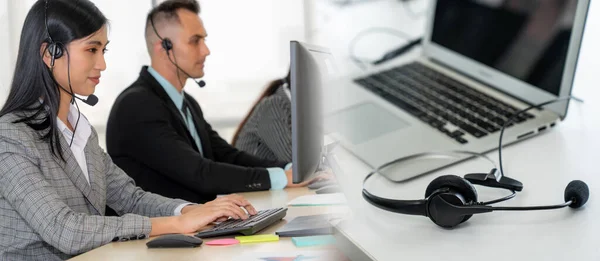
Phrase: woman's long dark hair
[
  {"left": 231, "top": 70, "right": 291, "bottom": 146},
  {"left": 0, "top": 0, "right": 106, "bottom": 160}
]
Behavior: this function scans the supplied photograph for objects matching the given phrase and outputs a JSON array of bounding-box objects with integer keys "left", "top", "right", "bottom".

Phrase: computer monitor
[{"left": 290, "top": 41, "right": 335, "bottom": 184}]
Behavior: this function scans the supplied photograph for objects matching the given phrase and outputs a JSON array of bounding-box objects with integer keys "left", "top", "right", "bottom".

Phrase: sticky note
[
  {"left": 205, "top": 238, "right": 240, "bottom": 246},
  {"left": 292, "top": 235, "right": 336, "bottom": 247},
  {"left": 235, "top": 234, "right": 279, "bottom": 244}
]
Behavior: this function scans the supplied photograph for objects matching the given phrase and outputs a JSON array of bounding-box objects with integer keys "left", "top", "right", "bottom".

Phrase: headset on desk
[{"left": 362, "top": 96, "right": 590, "bottom": 228}]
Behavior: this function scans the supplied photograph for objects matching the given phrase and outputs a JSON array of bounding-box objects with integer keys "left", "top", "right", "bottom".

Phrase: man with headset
[{"left": 106, "top": 0, "right": 315, "bottom": 207}]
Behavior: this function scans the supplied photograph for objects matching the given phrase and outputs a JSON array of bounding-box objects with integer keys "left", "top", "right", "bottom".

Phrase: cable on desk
[
  {"left": 363, "top": 96, "right": 582, "bottom": 194},
  {"left": 329, "top": 0, "right": 384, "bottom": 8},
  {"left": 364, "top": 150, "right": 497, "bottom": 182},
  {"left": 362, "top": 150, "right": 519, "bottom": 205},
  {"left": 347, "top": 27, "right": 414, "bottom": 70},
  {"left": 400, "top": 0, "right": 428, "bottom": 20},
  {"left": 496, "top": 96, "right": 580, "bottom": 179},
  {"left": 372, "top": 38, "right": 422, "bottom": 65}
]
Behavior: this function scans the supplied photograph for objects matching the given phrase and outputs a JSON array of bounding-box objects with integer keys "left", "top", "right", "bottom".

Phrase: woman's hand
[
  {"left": 150, "top": 194, "right": 257, "bottom": 236},
  {"left": 284, "top": 168, "right": 333, "bottom": 188},
  {"left": 177, "top": 194, "right": 257, "bottom": 234}
]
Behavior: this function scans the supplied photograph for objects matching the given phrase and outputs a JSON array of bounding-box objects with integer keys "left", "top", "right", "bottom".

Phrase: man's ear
[
  {"left": 154, "top": 39, "right": 168, "bottom": 57},
  {"left": 40, "top": 43, "right": 52, "bottom": 68}
]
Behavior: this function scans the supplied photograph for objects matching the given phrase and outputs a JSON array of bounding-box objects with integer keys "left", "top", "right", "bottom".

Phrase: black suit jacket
[{"left": 106, "top": 66, "right": 287, "bottom": 204}]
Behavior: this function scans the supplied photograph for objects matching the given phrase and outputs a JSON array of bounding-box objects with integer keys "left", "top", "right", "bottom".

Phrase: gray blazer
[
  {"left": 0, "top": 112, "right": 188, "bottom": 260},
  {"left": 235, "top": 86, "right": 292, "bottom": 162}
]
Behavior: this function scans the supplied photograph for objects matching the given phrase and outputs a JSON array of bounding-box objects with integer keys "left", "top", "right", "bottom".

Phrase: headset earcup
[
  {"left": 48, "top": 43, "right": 63, "bottom": 60},
  {"left": 425, "top": 175, "right": 478, "bottom": 223},
  {"left": 162, "top": 39, "right": 173, "bottom": 52}
]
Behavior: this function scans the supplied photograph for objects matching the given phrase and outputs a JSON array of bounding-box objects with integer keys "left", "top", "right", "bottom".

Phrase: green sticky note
[
  {"left": 235, "top": 234, "right": 279, "bottom": 244},
  {"left": 292, "top": 235, "right": 336, "bottom": 247}
]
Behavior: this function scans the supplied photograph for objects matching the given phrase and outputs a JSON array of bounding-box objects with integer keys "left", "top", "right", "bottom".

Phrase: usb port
[
  {"left": 517, "top": 131, "right": 534, "bottom": 139},
  {"left": 538, "top": 126, "right": 547, "bottom": 132},
  {"left": 550, "top": 123, "right": 556, "bottom": 128}
]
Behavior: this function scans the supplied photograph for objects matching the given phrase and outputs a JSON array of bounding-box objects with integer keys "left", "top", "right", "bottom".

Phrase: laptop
[{"left": 324, "top": 0, "right": 590, "bottom": 182}]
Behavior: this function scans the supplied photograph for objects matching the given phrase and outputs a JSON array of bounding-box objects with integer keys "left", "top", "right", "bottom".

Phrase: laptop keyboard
[{"left": 354, "top": 62, "right": 535, "bottom": 144}]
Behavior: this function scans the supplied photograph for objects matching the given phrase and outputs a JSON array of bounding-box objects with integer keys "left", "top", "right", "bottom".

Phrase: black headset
[
  {"left": 362, "top": 97, "right": 590, "bottom": 229},
  {"left": 44, "top": 0, "right": 63, "bottom": 68},
  {"left": 44, "top": 0, "right": 99, "bottom": 148},
  {"left": 44, "top": 0, "right": 99, "bottom": 107},
  {"left": 363, "top": 173, "right": 588, "bottom": 228},
  {"left": 46, "top": 35, "right": 63, "bottom": 68},
  {"left": 149, "top": 13, "right": 205, "bottom": 88},
  {"left": 363, "top": 167, "right": 518, "bottom": 228}
]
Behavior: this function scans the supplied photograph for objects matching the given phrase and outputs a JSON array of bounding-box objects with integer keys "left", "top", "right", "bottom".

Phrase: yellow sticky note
[{"left": 235, "top": 234, "right": 279, "bottom": 244}]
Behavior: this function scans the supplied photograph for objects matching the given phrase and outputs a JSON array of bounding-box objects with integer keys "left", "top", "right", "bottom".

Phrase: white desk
[
  {"left": 331, "top": 99, "right": 600, "bottom": 260},
  {"left": 70, "top": 188, "right": 349, "bottom": 261},
  {"left": 306, "top": 0, "right": 600, "bottom": 260}
]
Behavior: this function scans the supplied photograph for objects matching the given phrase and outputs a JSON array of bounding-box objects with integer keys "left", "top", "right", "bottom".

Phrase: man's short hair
[{"left": 145, "top": 0, "right": 201, "bottom": 54}]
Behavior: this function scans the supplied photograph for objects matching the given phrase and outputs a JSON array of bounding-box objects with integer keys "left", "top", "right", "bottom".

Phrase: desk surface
[
  {"left": 73, "top": 1, "right": 600, "bottom": 259},
  {"left": 329, "top": 77, "right": 600, "bottom": 261},
  {"left": 307, "top": 0, "right": 600, "bottom": 260},
  {"left": 70, "top": 188, "right": 349, "bottom": 261}
]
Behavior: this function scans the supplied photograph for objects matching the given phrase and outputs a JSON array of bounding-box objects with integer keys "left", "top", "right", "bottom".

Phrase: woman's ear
[{"left": 40, "top": 43, "right": 52, "bottom": 69}]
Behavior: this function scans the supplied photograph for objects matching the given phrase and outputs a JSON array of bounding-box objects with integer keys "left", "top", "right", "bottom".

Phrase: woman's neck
[{"left": 57, "top": 90, "right": 74, "bottom": 131}]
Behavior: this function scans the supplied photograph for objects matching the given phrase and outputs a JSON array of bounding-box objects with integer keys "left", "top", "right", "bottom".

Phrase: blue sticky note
[{"left": 292, "top": 235, "right": 336, "bottom": 247}]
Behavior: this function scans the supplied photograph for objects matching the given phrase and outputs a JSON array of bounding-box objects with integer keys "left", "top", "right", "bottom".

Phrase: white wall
[
  {"left": 179, "top": 0, "right": 306, "bottom": 129},
  {"left": 0, "top": 1, "right": 13, "bottom": 99},
  {"left": 79, "top": 0, "right": 153, "bottom": 134},
  {"left": 88, "top": 0, "right": 306, "bottom": 142},
  {"left": 571, "top": 0, "right": 600, "bottom": 100},
  {"left": 1, "top": 0, "right": 37, "bottom": 98},
  {"left": 1, "top": 0, "right": 306, "bottom": 146}
]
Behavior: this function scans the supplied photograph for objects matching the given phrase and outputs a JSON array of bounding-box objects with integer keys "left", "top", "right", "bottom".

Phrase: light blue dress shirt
[{"left": 147, "top": 67, "right": 290, "bottom": 190}]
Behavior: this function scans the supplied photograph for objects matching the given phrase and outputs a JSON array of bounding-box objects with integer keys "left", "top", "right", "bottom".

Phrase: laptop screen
[{"left": 431, "top": 0, "right": 579, "bottom": 96}]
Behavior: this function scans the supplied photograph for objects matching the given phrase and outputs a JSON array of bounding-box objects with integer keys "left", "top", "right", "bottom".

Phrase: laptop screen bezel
[{"left": 421, "top": 0, "right": 591, "bottom": 119}]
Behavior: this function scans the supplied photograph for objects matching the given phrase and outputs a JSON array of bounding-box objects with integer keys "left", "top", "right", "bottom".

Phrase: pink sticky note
[{"left": 205, "top": 238, "right": 240, "bottom": 246}]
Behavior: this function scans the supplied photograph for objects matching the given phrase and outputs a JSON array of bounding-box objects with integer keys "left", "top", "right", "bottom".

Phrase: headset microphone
[
  {"left": 78, "top": 94, "right": 99, "bottom": 106},
  {"left": 169, "top": 61, "right": 205, "bottom": 88},
  {"left": 54, "top": 78, "right": 99, "bottom": 106}
]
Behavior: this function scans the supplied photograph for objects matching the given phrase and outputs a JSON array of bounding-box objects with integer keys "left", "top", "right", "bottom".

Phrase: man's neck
[{"left": 150, "top": 61, "right": 187, "bottom": 93}]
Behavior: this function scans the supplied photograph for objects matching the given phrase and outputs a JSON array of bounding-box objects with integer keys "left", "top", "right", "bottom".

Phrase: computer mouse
[
  {"left": 146, "top": 234, "right": 203, "bottom": 248},
  {"left": 315, "top": 185, "right": 341, "bottom": 194}
]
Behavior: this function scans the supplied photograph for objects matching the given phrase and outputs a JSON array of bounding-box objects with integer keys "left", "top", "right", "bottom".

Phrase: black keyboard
[
  {"left": 194, "top": 208, "right": 287, "bottom": 238},
  {"left": 354, "top": 62, "right": 535, "bottom": 144}
]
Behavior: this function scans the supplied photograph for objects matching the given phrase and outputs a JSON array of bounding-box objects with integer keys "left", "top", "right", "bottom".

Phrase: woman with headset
[
  {"left": 0, "top": 1, "right": 255, "bottom": 259},
  {"left": 232, "top": 71, "right": 292, "bottom": 162}
]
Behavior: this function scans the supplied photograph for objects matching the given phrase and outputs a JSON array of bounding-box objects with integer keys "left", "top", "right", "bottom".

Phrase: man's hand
[
  {"left": 284, "top": 168, "right": 332, "bottom": 188},
  {"left": 177, "top": 194, "right": 257, "bottom": 234}
]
